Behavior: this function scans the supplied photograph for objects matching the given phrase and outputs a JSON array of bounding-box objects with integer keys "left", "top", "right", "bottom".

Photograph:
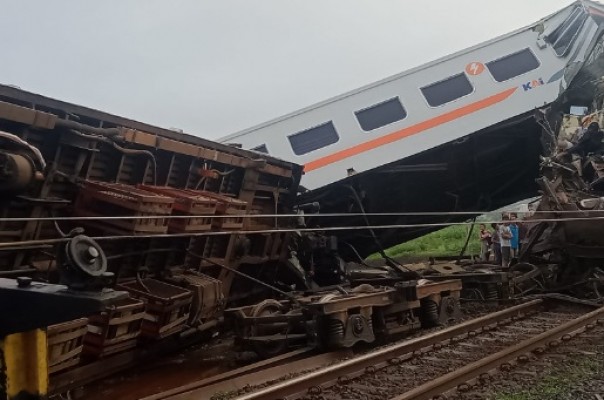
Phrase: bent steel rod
[{"left": 192, "top": 255, "right": 300, "bottom": 302}]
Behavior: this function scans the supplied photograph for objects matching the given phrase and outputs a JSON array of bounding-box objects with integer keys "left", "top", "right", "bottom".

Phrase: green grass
[
  {"left": 370, "top": 224, "right": 482, "bottom": 260},
  {"left": 493, "top": 356, "right": 602, "bottom": 400}
]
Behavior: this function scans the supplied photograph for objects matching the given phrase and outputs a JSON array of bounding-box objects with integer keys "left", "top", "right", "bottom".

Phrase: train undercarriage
[
  {"left": 0, "top": 85, "right": 463, "bottom": 399},
  {"left": 228, "top": 279, "right": 461, "bottom": 358}
]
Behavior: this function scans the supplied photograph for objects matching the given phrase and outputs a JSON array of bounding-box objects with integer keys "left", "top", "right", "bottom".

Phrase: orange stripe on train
[{"left": 304, "top": 87, "right": 518, "bottom": 173}]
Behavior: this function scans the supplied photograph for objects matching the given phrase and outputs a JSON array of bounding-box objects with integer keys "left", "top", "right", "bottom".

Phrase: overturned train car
[
  {"left": 0, "top": 85, "right": 307, "bottom": 390},
  {"left": 0, "top": 85, "right": 460, "bottom": 396}
]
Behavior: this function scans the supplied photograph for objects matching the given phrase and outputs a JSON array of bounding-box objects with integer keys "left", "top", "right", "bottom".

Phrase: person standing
[
  {"left": 510, "top": 217, "right": 519, "bottom": 258},
  {"left": 478, "top": 224, "right": 491, "bottom": 261},
  {"left": 491, "top": 222, "right": 501, "bottom": 265},
  {"left": 518, "top": 218, "right": 529, "bottom": 253},
  {"left": 499, "top": 216, "right": 513, "bottom": 268}
]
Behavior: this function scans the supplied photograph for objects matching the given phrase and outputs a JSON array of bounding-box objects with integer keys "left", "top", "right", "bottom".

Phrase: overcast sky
[{"left": 1, "top": 0, "right": 576, "bottom": 139}]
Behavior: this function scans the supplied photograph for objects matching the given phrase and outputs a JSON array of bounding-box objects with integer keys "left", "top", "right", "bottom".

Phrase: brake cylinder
[{"left": 0, "top": 150, "right": 36, "bottom": 192}]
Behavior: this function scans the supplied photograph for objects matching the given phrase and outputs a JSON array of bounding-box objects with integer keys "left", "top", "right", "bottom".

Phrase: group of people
[{"left": 478, "top": 214, "right": 526, "bottom": 268}]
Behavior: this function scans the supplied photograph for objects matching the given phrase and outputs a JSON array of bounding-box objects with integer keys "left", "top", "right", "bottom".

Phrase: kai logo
[{"left": 522, "top": 78, "right": 545, "bottom": 91}]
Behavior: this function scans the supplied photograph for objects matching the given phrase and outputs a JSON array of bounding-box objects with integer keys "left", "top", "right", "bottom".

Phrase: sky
[{"left": 0, "top": 0, "right": 576, "bottom": 140}]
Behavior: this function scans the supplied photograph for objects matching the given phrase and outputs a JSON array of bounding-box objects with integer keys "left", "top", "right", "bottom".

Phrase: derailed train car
[
  {"left": 0, "top": 84, "right": 460, "bottom": 397},
  {"left": 221, "top": 0, "right": 604, "bottom": 261},
  {"left": 215, "top": 0, "right": 604, "bottom": 305},
  {"left": 0, "top": 84, "right": 304, "bottom": 387}
]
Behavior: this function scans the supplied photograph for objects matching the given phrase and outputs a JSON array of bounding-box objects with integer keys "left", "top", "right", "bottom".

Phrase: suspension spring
[
  {"left": 327, "top": 318, "right": 344, "bottom": 342},
  {"left": 485, "top": 284, "right": 499, "bottom": 300},
  {"left": 421, "top": 299, "right": 440, "bottom": 327}
]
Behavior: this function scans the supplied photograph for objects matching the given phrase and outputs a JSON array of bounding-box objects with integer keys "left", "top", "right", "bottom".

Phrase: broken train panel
[{"left": 518, "top": 43, "right": 604, "bottom": 301}]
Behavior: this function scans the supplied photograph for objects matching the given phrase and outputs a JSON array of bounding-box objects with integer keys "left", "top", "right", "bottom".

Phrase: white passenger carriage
[{"left": 221, "top": 1, "right": 604, "bottom": 190}]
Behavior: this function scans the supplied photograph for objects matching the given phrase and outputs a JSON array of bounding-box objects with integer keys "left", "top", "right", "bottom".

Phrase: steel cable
[
  {"left": 1, "top": 215, "right": 604, "bottom": 250},
  {"left": 0, "top": 209, "right": 602, "bottom": 222}
]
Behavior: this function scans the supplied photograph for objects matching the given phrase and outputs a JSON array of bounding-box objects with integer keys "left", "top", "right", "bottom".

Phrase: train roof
[{"left": 219, "top": 0, "right": 604, "bottom": 143}]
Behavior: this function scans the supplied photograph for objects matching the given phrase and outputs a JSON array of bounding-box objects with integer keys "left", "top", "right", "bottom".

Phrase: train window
[
  {"left": 288, "top": 122, "right": 339, "bottom": 155},
  {"left": 355, "top": 97, "right": 407, "bottom": 131},
  {"left": 421, "top": 73, "right": 474, "bottom": 107},
  {"left": 251, "top": 144, "right": 269, "bottom": 154},
  {"left": 546, "top": 6, "right": 588, "bottom": 56},
  {"left": 486, "top": 49, "right": 540, "bottom": 82}
]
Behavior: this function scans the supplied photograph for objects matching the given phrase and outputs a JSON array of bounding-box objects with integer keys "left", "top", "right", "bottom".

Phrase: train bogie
[{"left": 227, "top": 279, "right": 462, "bottom": 356}]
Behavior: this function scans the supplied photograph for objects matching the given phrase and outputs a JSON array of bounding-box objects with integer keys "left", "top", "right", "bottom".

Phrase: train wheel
[{"left": 250, "top": 299, "right": 288, "bottom": 358}]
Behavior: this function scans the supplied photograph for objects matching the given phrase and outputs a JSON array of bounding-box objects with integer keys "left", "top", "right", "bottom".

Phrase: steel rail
[
  {"left": 390, "top": 306, "right": 604, "bottom": 400},
  {"left": 144, "top": 349, "right": 351, "bottom": 400},
  {"left": 195, "top": 300, "right": 544, "bottom": 400}
]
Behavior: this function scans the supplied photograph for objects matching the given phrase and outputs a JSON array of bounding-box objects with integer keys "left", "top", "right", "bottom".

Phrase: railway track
[
  {"left": 139, "top": 348, "right": 350, "bottom": 400},
  {"left": 181, "top": 299, "right": 603, "bottom": 400},
  {"left": 76, "top": 302, "right": 503, "bottom": 400}
]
